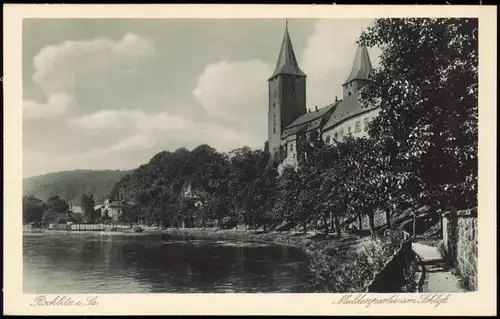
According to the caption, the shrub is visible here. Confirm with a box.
[309,230,408,292]
[132,225,144,233]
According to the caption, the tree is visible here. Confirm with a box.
[120,201,141,227]
[23,195,47,224]
[46,194,69,214]
[227,147,265,228]
[320,168,345,237]
[253,161,279,232]
[94,207,102,221]
[359,18,478,217]
[81,193,95,222]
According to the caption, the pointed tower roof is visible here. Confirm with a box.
[343,44,373,85]
[269,21,306,80]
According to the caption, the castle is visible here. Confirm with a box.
[268,23,379,170]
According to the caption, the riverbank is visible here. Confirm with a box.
[24,226,364,256]
[156,227,366,255]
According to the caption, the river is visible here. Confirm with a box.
[23,232,313,293]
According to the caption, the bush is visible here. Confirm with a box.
[132,225,144,233]
[309,231,407,292]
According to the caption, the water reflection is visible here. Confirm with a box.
[23,232,312,293]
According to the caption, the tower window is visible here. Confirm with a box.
[348,126,352,135]
[289,143,293,151]
[348,92,352,96]
[273,103,275,108]
[340,129,344,137]
[364,118,369,131]
[325,136,331,144]
[334,132,338,139]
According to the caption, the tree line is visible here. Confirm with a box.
[23,193,112,226]
[23,169,130,205]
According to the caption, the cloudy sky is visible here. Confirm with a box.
[22,18,380,177]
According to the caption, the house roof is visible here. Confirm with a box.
[281,102,338,138]
[323,93,377,131]
[108,202,122,207]
[343,45,373,85]
[268,23,306,80]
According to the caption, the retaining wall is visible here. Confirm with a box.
[442,207,478,289]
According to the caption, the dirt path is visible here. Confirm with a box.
[412,242,466,293]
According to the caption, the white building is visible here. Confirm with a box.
[102,193,124,221]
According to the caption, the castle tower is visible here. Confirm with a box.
[342,44,373,99]
[268,21,307,157]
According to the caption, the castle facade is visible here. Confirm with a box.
[268,23,379,170]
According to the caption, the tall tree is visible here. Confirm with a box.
[274,166,301,228]
[46,194,69,214]
[359,18,478,217]
[23,195,47,224]
[81,193,95,222]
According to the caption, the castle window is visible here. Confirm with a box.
[325,136,331,144]
[348,92,352,96]
[273,103,275,108]
[290,143,293,151]
[340,129,344,137]
[348,126,352,135]
[273,114,276,134]
[364,118,369,131]
[355,121,361,132]
[334,132,338,139]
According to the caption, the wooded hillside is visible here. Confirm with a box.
[23,169,131,205]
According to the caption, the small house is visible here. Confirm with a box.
[103,193,124,221]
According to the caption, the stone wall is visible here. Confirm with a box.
[442,207,478,290]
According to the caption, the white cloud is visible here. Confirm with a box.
[32,33,154,95]
[69,109,188,133]
[23,92,74,119]
[193,60,272,124]
[69,108,264,155]
[25,33,155,120]
[300,19,381,108]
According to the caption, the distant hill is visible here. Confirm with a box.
[23,169,132,205]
